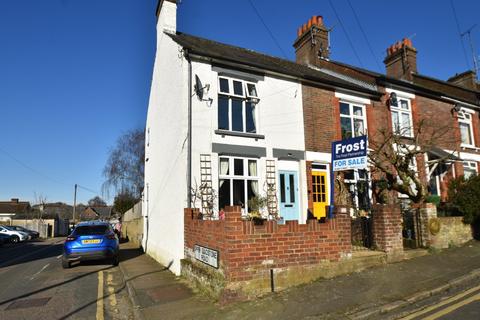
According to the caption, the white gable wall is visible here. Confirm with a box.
[143,0,187,275]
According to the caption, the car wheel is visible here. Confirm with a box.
[11,236,19,244]
[112,255,119,266]
[62,258,71,269]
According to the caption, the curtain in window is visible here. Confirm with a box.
[219,159,229,188]
[248,160,259,196]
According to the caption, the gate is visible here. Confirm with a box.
[351,215,373,249]
[402,208,421,249]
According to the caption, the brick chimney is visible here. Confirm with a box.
[11,198,19,204]
[447,70,479,90]
[384,38,417,81]
[293,15,330,65]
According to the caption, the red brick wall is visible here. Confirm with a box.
[302,85,337,153]
[371,204,403,254]
[184,206,351,283]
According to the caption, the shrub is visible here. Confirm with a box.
[448,175,480,224]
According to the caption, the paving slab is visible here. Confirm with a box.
[118,241,480,320]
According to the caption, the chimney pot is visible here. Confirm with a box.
[307,18,312,28]
[312,16,317,25]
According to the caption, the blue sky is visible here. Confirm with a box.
[0,0,479,205]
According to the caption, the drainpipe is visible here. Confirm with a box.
[185,49,192,208]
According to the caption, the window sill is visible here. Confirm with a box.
[461,145,480,152]
[215,129,265,140]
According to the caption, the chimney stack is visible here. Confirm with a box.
[293,15,330,65]
[447,70,479,90]
[11,198,19,204]
[384,38,417,81]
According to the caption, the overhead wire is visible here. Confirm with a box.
[247,0,288,59]
[0,145,104,199]
[328,0,364,67]
[450,0,471,70]
[346,0,382,72]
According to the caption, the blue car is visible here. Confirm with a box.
[62,221,119,268]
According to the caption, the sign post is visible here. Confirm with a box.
[330,136,368,218]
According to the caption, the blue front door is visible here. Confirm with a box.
[278,170,299,221]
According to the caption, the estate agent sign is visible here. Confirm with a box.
[332,136,368,171]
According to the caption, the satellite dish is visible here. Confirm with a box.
[194,75,204,100]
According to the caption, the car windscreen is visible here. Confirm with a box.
[74,225,109,236]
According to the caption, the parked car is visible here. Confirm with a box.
[62,221,119,269]
[0,233,13,246]
[0,226,29,243]
[9,226,40,239]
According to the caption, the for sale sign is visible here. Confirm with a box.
[332,136,368,171]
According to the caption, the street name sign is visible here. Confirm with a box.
[332,136,368,171]
[194,245,219,269]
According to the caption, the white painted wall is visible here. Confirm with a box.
[189,61,308,220]
[143,1,187,275]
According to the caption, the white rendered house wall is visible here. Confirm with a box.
[143,0,187,275]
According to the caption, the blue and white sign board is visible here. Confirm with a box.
[332,136,368,171]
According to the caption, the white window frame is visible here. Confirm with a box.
[339,101,367,139]
[390,97,414,138]
[218,156,259,214]
[343,168,371,213]
[217,77,259,134]
[463,161,477,178]
[458,108,475,148]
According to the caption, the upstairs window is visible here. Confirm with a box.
[391,98,413,137]
[458,109,475,147]
[339,102,366,139]
[218,77,258,134]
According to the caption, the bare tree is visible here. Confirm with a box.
[103,128,145,199]
[87,196,107,207]
[33,192,48,220]
[368,119,457,204]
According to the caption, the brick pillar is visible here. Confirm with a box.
[418,203,438,247]
[372,204,404,261]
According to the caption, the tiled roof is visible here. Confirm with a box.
[167,32,381,96]
[0,201,31,214]
[168,32,480,106]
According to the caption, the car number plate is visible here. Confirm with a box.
[82,239,101,244]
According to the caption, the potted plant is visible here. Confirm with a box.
[247,196,267,225]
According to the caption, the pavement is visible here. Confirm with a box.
[118,241,480,320]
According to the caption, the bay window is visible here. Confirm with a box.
[218,157,259,214]
[463,161,477,179]
[218,77,258,134]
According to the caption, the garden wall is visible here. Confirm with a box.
[430,217,473,249]
[182,206,352,301]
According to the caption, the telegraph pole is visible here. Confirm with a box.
[73,184,77,225]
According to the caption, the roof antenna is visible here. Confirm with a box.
[461,24,479,80]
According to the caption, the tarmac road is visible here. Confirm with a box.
[395,280,480,320]
[0,238,133,320]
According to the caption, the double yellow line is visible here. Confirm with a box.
[400,284,480,320]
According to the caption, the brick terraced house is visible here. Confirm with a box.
[145,1,480,296]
